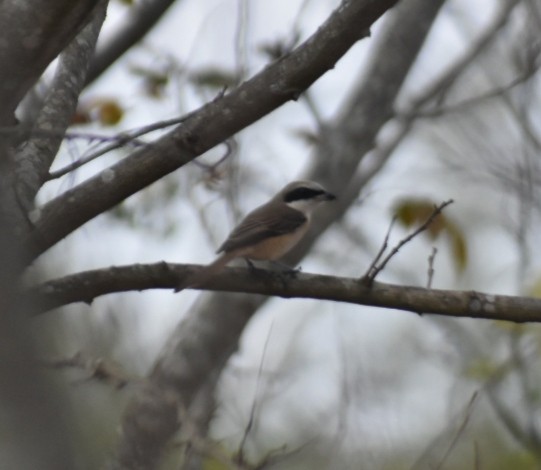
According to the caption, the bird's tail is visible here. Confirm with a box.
[175,252,236,292]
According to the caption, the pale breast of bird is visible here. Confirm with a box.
[240,223,310,260]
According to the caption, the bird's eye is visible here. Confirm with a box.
[284,187,325,202]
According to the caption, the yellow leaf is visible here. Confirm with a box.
[393,198,468,272]
[97,100,124,126]
[394,200,436,229]
[73,98,124,127]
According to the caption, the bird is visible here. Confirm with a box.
[176,180,336,291]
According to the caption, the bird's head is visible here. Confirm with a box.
[278,180,336,214]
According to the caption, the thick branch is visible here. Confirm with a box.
[0,0,99,125]
[86,0,180,85]
[28,0,399,260]
[14,0,107,210]
[29,263,541,323]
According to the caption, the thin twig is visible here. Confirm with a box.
[47,114,196,180]
[362,216,396,279]
[433,392,478,470]
[363,199,453,284]
[395,0,520,118]
[401,68,537,119]
[48,87,232,180]
[191,139,236,172]
[236,323,274,466]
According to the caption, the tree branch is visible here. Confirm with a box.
[27,0,399,260]
[14,0,107,210]
[0,0,100,125]
[86,0,180,85]
[28,263,541,323]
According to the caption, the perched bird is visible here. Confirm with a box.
[176,180,336,291]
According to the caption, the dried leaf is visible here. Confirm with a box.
[73,98,124,126]
[130,65,170,98]
[395,199,435,228]
[97,100,124,126]
[189,68,238,89]
[394,198,468,272]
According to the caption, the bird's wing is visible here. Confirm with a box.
[217,203,307,253]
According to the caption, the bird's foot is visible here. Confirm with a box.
[268,262,301,290]
[269,260,301,277]
[244,258,262,273]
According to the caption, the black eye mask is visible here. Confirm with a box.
[283,187,325,203]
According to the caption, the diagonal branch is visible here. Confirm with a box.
[14,0,107,210]
[86,0,181,86]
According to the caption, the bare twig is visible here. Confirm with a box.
[233,0,249,81]
[192,139,236,173]
[236,324,274,466]
[0,126,147,153]
[363,200,453,283]
[404,68,538,118]
[362,216,396,279]
[46,86,233,181]
[47,114,195,180]
[86,0,179,85]
[433,392,478,470]
[395,0,520,118]
[409,391,479,470]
